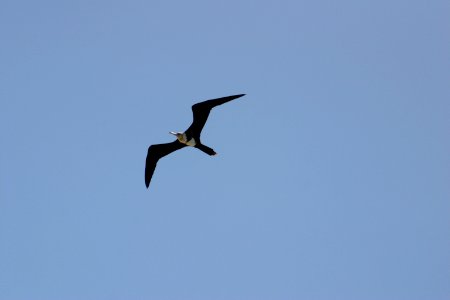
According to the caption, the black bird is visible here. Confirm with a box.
[145,94,245,188]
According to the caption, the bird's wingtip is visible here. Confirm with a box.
[230,93,246,100]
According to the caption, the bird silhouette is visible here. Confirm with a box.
[145,94,246,188]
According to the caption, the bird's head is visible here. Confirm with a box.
[169,131,182,137]
[169,131,185,142]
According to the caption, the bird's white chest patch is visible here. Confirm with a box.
[186,138,196,146]
[179,133,196,146]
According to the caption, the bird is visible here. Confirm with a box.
[145,94,246,188]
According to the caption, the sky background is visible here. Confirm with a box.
[1,0,449,299]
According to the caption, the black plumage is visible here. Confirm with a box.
[145,94,245,188]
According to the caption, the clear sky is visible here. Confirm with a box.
[1,0,449,299]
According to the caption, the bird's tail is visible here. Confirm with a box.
[195,143,217,156]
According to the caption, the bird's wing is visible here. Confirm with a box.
[185,94,245,137]
[145,140,186,188]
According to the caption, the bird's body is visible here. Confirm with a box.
[169,132,197,146]
[145,94,245,188]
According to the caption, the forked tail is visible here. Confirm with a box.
[195,143,217,156]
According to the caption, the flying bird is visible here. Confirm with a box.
[145,94,246,188]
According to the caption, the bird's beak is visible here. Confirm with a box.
[169,131,177,136]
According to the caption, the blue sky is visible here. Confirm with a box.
[1,0,449,299]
